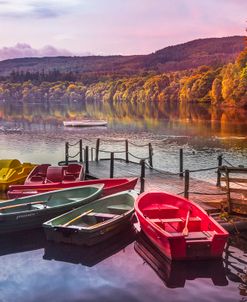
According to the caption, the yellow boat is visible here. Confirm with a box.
[0,159,37,191]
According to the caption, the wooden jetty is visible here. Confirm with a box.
[61,138,247,233]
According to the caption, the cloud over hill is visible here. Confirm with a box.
[0,43,73,60]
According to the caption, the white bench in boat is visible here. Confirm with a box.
[31,204,50,209]
[107,204,132,214]
[87,212,118,219]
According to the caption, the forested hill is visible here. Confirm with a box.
[0,36,245,77]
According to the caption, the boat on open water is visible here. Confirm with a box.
[7,177,138,199]
[135,191,229,260]
[63,120,107,127]
[43,190,138,246]
[0,184,103,234]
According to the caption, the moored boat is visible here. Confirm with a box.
[0,184,103,234]
[135,191,229,260]
[63,120,107,127]
[43,190,138,246]
[24,163,84,185]
[0,159,37,191]
[7,177,138,199]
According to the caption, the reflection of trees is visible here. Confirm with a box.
[0,101,246,135]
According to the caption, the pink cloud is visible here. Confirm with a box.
[0,43,73,60]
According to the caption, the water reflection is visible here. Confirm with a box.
[0,228,46,256]
[0,101,247,137]
[43,225,136,266]
[134,231,228,288]
[0,226,247,301]
[224,234,247,299]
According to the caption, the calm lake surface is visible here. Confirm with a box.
[0,100,247,302]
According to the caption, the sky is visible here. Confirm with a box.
[0,0,246,60]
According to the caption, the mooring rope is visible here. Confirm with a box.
[68,151,81,159]
[68,140,80,147]
[128,141,150,147]
[128,152,150,161]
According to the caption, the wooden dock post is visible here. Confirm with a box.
[140,159,146,193]
[179,148,183,177]
[79,139,83,163]
[91,147,94,161]
[216,154,223,187]
[184,170,190,199]
[85,146,89,174]
[110,152,114,178]
[225,167,232,214]
[148,143,153,168]
[65,142,69,165]
[95,138,100,162]
[125,140,129,163]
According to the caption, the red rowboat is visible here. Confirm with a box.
[24,163,84,185]
[135,191,228,261]
[7,178,138,199]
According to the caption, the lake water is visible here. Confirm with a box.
[0,101,246,180]
[0,227,246,302]
[0,100,247,302]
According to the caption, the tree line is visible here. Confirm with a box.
[0,46,246,108]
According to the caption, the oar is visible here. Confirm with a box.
[182,210,191,236]
[62,209,94,227]
[0,200,47,211]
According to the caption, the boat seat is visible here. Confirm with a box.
[150,218,183,223]
[88,212,117,219]
[63,175,76,182]
[143,204,179,218]
[30,175,44,182]
[31,204,50,210]
[185,231,209,240]
[182,216,202,222]
[67,197,82,202]
[107,204,132,214]
[36,164,51,176]
[46,167,64,183]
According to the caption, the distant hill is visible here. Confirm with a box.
[0,36,245,77]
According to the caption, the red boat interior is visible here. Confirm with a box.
[25,164,84,184]
[137,192,225,240]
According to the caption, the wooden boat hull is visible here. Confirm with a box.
[7,177,138,199]
[0,159,36,191]
[0,185,103,234]
[135,191,229,261]
[43,190,138,246]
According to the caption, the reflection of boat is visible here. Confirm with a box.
[43,225,136,266]
[43,190,137,246]
[8,177,138,199]
[0,185,103,234]
[135,191,229,260]
[63,120,107,127]
[0,228,46,256]
[24,163,84,185]
[0,159,37,191]
[134,231,228,288]
[0,126,23,134]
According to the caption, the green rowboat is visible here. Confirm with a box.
[0,185,103,233]
[43,190,138,246]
